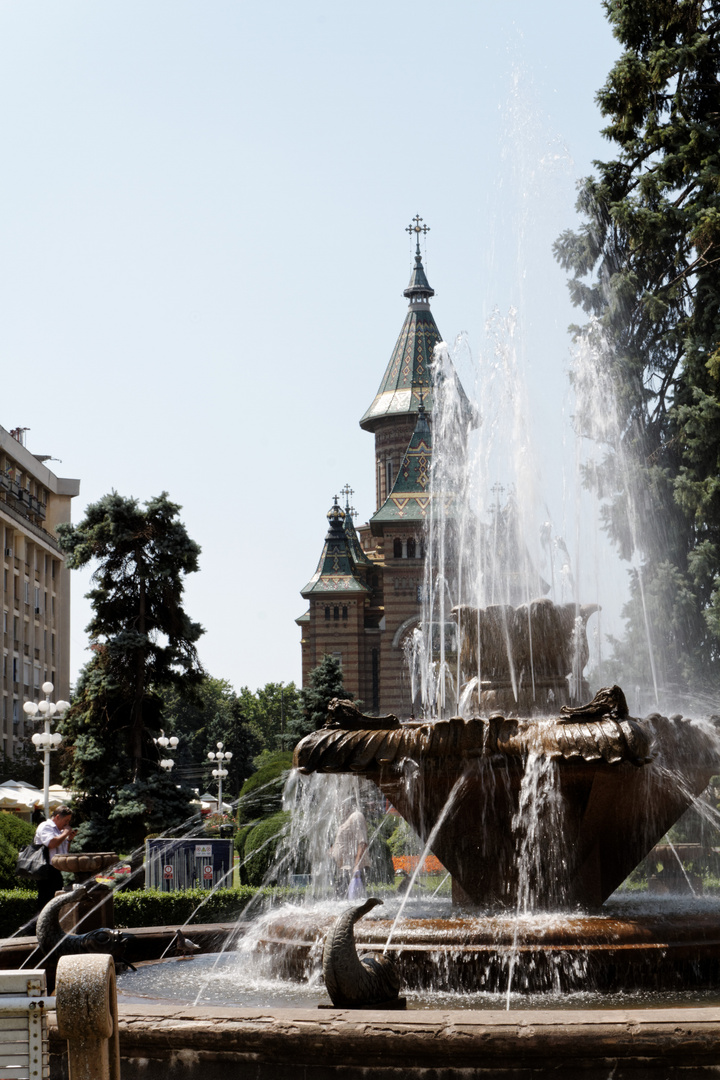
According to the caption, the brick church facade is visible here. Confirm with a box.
[297,226,471,718]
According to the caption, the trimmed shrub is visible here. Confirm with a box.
[0,813,36,851]
[235,822,256,885]
[0,884,309,936]
[113,886,257,927]
[0,814,38,891]
[243,811,289,887]
[0,889,39,935]
[237,752,292,824]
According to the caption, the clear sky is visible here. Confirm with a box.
[0,1,623,695]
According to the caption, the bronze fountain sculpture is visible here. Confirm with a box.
[285,598,720,993]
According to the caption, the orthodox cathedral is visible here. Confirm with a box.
[297,220,472,718]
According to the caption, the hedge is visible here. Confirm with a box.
[0,885,307,937]
[0,889,39,936]
[113,886,258,927]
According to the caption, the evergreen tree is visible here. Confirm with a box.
[290,655,349,742]
[57,492,204,850]
[554,0,720,697]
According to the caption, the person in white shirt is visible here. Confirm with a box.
[330,799,370,898]
[33,805,76,911]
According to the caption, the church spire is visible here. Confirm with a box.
[359,216,441,431]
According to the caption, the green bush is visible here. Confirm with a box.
[0,889,39,935]
[388,818,423,857]
[0,884,309,936]
[0,812,36,851]
[113,886,258,927]
[243,811,289,886]
[0,813,38,891]
[237,752,292,824]
[235,822,256,885]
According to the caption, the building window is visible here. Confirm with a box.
[407,538,416,559]
[333,606,339,621]
[393,538,402,559]
[385,460,394,494]
[342,606,348,620]
[324,606,330,620]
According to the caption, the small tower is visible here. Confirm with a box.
[298,498,370,704]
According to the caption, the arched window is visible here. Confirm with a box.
[393,538,402,559]
[324,606,330,620]
[333,606,340,621]
[407,538,416,559]
[342,606,348,620]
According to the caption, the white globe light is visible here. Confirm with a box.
[216,742,223,750]
[169,736,179,748]
[41,681,54,695]
[212,769,219,778]
[56,700,70,714]
[46,703,57,717]
[38,700,50,714]
[158,735,169,748]
[23,701,38,717]
[51,732,62,747]
[207,752,215,761]
[225,751,233,761]
[31,733,42,746]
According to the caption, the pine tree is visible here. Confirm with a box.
[57,492,204,850]
[291,655,349,741]
[554,0,720,698]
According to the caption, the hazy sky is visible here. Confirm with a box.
[0,2,623,694]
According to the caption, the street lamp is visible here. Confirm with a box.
[154,731,179,772]
[23,681,70,819]
[207,742,232,813]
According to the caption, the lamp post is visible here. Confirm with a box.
[154,731,179,772]
[23,681,69,819]
[207,742,232,814]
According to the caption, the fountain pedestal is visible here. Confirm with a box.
[51,853,118,932]
[294,702,720,909]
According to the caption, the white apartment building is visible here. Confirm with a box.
[0,426,80,758]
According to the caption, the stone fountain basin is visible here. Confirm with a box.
[51,852,118,875]
[256,903,720,994]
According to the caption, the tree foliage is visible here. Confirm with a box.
[236,682,302,752]
[554,0,720,697]
[291,655,349,741]
[165,676,261,799]
[57,492,204,850]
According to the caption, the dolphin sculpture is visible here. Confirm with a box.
[36,884,135,970]
[322,898,401,1007]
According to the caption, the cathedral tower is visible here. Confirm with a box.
[298,220,472,717]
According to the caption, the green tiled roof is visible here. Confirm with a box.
[344,502,373,568]
[301,501,370,597]
[360,252,473,431]
[371,406,433,530]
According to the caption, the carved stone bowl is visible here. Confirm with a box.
[51,852,118,883]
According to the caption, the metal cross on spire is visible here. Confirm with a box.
[406,215,430,255]
[341,483,354,509]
